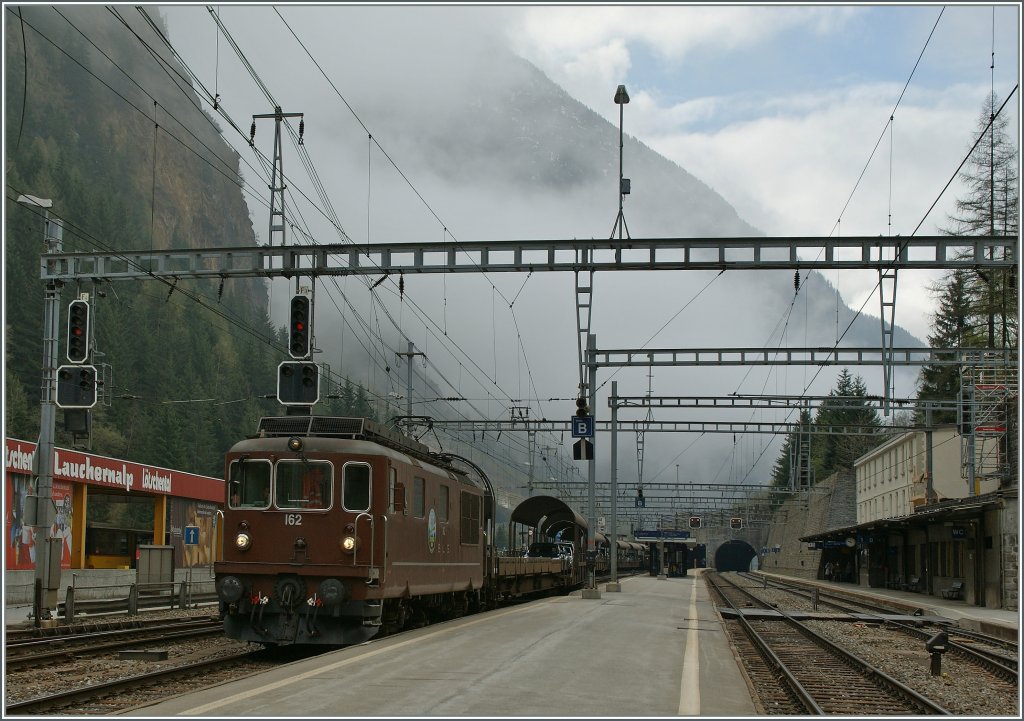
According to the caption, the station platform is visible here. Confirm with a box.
[756,571,1020,641]
[125,571,759,717]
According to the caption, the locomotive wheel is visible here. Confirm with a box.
[380,600,407,636]
[407,605,429,629]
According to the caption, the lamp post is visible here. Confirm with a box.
[611,84,630,241]
[607,381,620,591]
[17,194,62,624]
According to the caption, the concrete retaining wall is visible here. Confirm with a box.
[759,473,854,580]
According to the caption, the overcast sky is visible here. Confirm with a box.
[152,3,1020,497]
[157,3,1021,344]
[506,3,1020,335]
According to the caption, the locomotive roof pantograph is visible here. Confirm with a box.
[254,416,436,463]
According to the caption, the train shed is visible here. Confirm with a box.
[507,495,587,552]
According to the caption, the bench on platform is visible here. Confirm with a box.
[903,575,921,592]
[941,579,965,600]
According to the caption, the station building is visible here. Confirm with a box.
[801,425,1018,612]
[5,437,224,599]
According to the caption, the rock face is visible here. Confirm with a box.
[760,472,856,579]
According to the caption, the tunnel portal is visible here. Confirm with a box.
[714,539,757,572]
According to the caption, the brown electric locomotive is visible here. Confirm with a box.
[214,416,584,646]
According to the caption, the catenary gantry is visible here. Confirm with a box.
[39,235,1017,282]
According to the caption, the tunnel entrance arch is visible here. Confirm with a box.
[714,539,757,572]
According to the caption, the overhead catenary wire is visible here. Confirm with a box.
[3,7,564,482]
[199,6,549,434]
[133,7,552,450]
[729,8,1020,486]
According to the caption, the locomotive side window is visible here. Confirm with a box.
[413,477,425,517]
[343,463,371,511]
[438,485,449,522]
[228,459,272,509]
[276,461,333,510]
[388,468,406,514]
[460,491,480,544]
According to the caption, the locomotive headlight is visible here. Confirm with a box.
[287,436,303,452]
[235,532,252,551]
[340,535,358,553]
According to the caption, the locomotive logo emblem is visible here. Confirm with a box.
[427,508,437,553]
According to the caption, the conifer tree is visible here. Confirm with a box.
[811,369,882,479]
[943,93,1019,348]
[916,95,1019,425]
[770,371,882,489]
[915,269,974,424]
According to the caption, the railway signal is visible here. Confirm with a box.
[575,397,590,417]
[66,299,90,363]
[288,294,312,359]
[730,517,743,530]
[278,361,319,405]
[688,516,701,529]
[56,364,97,409]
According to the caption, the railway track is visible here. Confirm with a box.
[5,616,224,670]
[708,572,950,715]
[737,572,1019,684]
[5,649,264,715]
[5,613,212,643]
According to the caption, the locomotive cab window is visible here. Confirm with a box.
[343,463,371,511]
[228,459,272,509]
[276,461,333,510]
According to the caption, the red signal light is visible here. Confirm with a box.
[66,300,90,363]
[289,294,311,359]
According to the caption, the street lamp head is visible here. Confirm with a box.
[614,84,630,105]
[16,194,52,209]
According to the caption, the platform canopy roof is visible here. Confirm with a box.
[800,490,1013,543]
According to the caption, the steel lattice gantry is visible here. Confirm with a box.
[589,346,1016,368]
[38,235,1017,282]
[421,419,909,435]
[39,234,1017,568]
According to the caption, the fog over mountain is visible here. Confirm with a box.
[158,5,926,494]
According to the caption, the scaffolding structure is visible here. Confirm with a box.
[960,353,1018,490]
